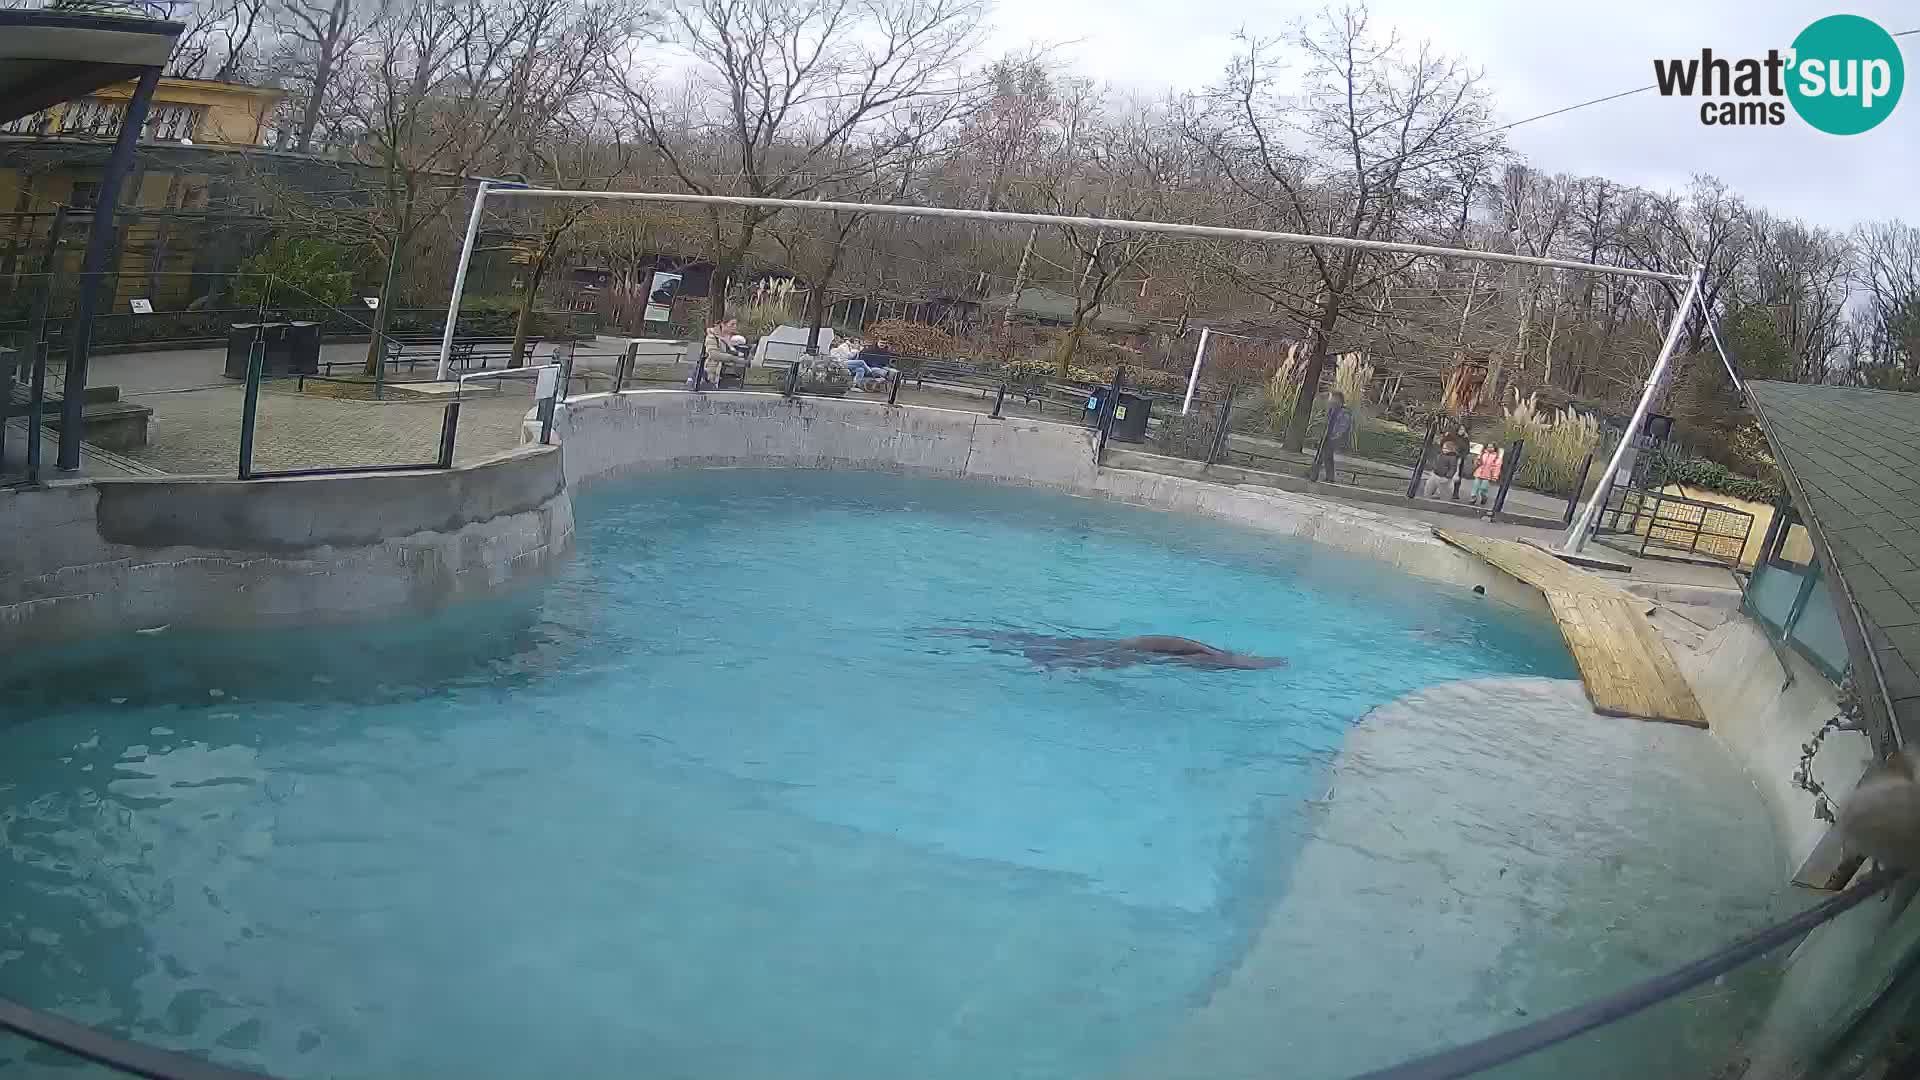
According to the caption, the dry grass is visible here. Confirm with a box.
[1494,391,1603,495]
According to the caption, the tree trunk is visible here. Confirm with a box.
[804,284,829,353]
[1053,311,1091,376]
[362,287,392,377]
[1284,297,1342,452]
[510,253,548,368]
[295,54,333,153]
[1482,274,1540,410]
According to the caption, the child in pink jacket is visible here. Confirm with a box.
[1470,443,1503,506]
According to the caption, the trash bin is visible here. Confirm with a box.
[1083,387,1152,443]
[223,323,263,379]
[285,321,321,374]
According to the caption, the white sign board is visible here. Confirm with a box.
[129,298,153,314]
[646,270,681,323]
[752,324,834,368]
[535,366,559,400]
[362,296,380,310]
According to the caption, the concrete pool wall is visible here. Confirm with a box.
[0,444,572,648]
[550,390,1548,613]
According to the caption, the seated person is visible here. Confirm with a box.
[844,337,898,384]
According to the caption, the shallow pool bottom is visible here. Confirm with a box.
[0,470,1783,1079]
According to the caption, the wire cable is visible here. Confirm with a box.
[1349,867,1904,1080]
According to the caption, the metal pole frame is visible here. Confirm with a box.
[237,336,264,479]
[1182,326,1210,416]
[1565,451,1596,527]
[59,67,162,471]
[437,180,491,381]
[1407,417,1438,500]
[1560,266,1705,554]
[476,189,1691,283]
[434,188,1691,409]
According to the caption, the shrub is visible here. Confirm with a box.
[1493,392,1603,496]
[867,318,963,361]
[1263,343,1309,434]
[1651,450,1779,501]
[1099,365,1185,394]
[1005,359,1101,387]
[233,236,353,314]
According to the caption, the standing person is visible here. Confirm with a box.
[1309,390,1354,483]
[1424,435,1461,500]
[1470,442,1504,506]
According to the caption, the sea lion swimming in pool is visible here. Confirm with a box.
[938,629,1286,671]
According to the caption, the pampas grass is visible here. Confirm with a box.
[1494,391,1603,495]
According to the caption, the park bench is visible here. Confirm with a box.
[318,334,545,376]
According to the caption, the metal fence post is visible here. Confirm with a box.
[991,382,1007,419]
[784,361,800,398]
[237,338,264,479]
[1407,417,1438,499]
[887,369,901,405]
[614,341,635,394]
[1566,451,1596,526]
[693,352,709,392]
[437,400,461,468]
[1095,365,1126,463]
[1488,438,1525,520]
[1205,394,1232,466]
[25,343,48,485]
[25,207,65,364]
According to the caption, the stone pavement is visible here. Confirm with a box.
[56,343,537,476]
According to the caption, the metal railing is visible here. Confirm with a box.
[1596,486,1755,566]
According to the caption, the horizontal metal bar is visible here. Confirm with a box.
[485,189,1692,284]
[244,462,445,479]
[0,997,279,1080]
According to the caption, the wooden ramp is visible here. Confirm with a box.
[1434,529,1706,728]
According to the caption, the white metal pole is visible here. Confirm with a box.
[1560,266,1705,555]
[483,189,1690,285]
[1182,327,1211,416]
[437,180,490,382]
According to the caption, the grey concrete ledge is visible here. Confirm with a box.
[547,390,1546,614]
[0,445,574,648]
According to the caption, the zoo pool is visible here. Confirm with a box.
[0,470,1788,1079]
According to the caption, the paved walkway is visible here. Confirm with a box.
[54,344,536,476]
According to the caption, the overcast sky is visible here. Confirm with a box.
[989,0,1916,232]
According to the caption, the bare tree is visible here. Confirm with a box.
[1189,5,1503,449]
[613,0,986,322]
[259,0,536,376]
[1853,219,1920,377]
[170,0,273,80]
[273,0,376,152]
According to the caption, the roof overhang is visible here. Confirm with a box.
[0,9,184,126]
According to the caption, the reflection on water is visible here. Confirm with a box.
[0,471,1781,1079]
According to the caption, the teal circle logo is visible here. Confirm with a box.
[1787,14,1904,135]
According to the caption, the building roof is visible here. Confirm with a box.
[1745,381,1920,748]
[988,286,1148,332]
[0,5,181,126]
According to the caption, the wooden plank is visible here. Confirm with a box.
[1434,528,1706,727]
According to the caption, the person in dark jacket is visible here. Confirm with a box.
[1308,391,1354,482]
[1423,434,1462,499]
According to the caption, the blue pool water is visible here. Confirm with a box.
[1,469,1721,1079]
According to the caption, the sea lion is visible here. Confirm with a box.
[938,629,1286,671]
